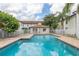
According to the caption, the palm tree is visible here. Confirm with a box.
[62,3,73,14]
[43,14,59,33]
[77,4,79,14]
[58,3,74,29]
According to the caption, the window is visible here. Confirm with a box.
[65,27,68,29]
[66,21,68,24]
[43,28,46,32]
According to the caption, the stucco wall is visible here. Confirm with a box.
[17,22,24,34]
[64,15,76,36]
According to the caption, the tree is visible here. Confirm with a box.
[43,14,59,32]
[58,3,74,29]
[0,22,5,29]
[0,11,20,33]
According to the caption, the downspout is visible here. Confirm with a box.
[75,14,77,38]
[76,13,79,38]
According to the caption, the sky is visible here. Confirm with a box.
[0,3,66,21]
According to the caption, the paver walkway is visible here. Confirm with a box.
[0,34,33,48]
[53,34,79,49]
[0,33,79,49]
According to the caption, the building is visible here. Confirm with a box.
[61,10,79,39]
[63,11,77,37]
[20,21,43,28]
[62,4,79,38]
[29,23,49,34]
[76,13,79,38]
[19,21,49,34]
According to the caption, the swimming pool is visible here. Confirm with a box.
[0,35,79,56]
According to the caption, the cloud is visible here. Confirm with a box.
[50,3,65,14]
[0,3,44,20]
[0,3,68,21]
[26,3,43,15]
[0,3,9,10]
[50,3,78,16]
[35,16,41,20]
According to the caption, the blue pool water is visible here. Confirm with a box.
[0,35,79,56]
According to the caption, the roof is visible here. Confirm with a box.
[30,25,49,28]
[19,21,43,24]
